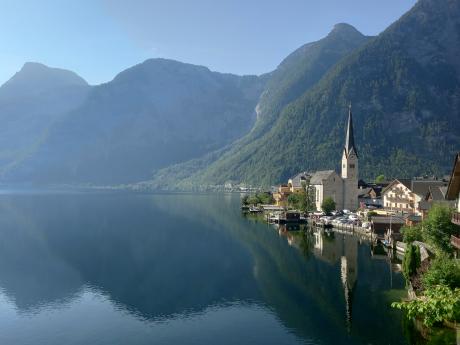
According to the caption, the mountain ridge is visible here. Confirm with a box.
[0,58,266,184]
[148,0,460,189]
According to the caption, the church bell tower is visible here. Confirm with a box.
[341,105,359,210]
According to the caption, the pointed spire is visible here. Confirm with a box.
[345,104,358,157]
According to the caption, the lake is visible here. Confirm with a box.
[0,192,453,344]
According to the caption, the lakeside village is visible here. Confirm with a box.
[241,106,460,332]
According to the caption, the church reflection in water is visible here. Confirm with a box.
[281,224,400,331]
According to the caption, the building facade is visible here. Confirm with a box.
[382,178,448,216]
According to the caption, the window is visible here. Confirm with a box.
[343,164,346,168]
[349,164,355,169]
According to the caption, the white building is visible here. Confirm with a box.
[382,178,448,216]
[309,106,359,211]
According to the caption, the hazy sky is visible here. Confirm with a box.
[0,0,417,85]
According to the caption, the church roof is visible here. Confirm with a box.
[310,170,336,185]
[344,105,358,158]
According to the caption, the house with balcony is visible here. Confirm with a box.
[445,152,460,252]
[382,178,448,216]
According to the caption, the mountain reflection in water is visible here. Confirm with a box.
[0,192,434,345]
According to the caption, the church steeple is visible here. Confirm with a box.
[341,104,359,211]
[344,104,358,158]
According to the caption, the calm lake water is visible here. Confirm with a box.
[0,192,454,344]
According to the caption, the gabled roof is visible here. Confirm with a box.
[382,178,447,197]
[358,187,372,198]
[310,170,336,185]
[427,185,447,201]
[382,179,411,194]
[411,180,447,196]
[288,171,310,188]
[446,152,460,200]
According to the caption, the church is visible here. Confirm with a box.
[273,106,359,211]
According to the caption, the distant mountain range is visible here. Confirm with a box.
[1,0,459,188]
[0,59,265,184]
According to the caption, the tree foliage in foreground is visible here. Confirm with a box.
[392,285,460,327]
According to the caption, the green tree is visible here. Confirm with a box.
[256,192,274,204]
[287,193,301,209]
[375,174,385,183]
[402,244,421,281]
[422,204,459,253]
[401,224,423,243]
[246,195,260,205]
[321,197,336,215]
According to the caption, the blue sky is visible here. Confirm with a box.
[0,0,416,85]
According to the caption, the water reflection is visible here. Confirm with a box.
[0,193,449,344]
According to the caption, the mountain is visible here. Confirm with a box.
[0,62,91,173]
[155,0,460,189]
[252,23,371,138]
[1,59,266,184]
[148,23,372,189]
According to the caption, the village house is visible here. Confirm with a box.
[381,177,448,216]
[445,152,460,253]
[357,180,389,208]
[418,184,453,218]
[274,106,359,211]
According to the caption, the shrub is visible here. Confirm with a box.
[422,204,459,253]
[321,197,336,215]
[423,254,460,290]
[367,211,378,218]
[392,285,460,327]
